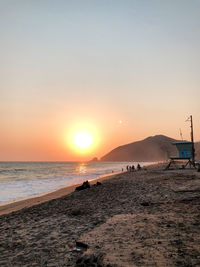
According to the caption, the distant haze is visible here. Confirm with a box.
[0,1,200,161]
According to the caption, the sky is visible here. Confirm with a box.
[0,0,200,161]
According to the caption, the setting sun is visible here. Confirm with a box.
[65,122,100,157]
[73,131,93,150]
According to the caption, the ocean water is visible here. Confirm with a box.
[0,161,150,204]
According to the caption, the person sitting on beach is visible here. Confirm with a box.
[75,180,90,191]
[132,165,135,171]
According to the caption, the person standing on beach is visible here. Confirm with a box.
[137,163,141,170]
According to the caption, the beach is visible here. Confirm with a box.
[0,165,200,266]
[0,172,118,216]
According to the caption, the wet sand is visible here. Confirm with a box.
[0,164,200,266]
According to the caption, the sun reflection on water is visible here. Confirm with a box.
[77,163,87,174]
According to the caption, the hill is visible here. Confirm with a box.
[101,135,200,162]
[101,135,179,162]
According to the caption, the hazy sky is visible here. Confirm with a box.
[1,0,200,161]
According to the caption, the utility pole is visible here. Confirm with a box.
[190,115,195,165]
[179,128,183,140]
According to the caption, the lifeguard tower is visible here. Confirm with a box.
[165,115,196,170]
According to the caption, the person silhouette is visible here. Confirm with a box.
[137,164,141,171]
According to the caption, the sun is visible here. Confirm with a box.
[65,122,100,156]
[73,131,93,150]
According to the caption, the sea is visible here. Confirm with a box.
[0,161,151,204]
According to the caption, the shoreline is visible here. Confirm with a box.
[0,171,121,216]
[0,162,158,216]
[0,162,163,216]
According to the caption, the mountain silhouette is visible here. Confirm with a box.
[101,135,179,162]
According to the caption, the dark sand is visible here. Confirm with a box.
[0,165,200,266]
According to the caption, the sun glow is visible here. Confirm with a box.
[73,131,93,149]
[66,122,100,156]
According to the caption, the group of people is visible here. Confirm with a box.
[125,163,141,172]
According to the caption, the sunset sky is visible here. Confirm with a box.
[1,0,200,161]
